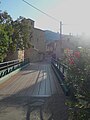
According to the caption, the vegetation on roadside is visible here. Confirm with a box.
[64,48,90,120]
[0,11,32,62]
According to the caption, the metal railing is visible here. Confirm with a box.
[51,58,69,95]
[0,58,29,78]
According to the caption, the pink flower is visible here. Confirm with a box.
[74,51,80,58]
[69,58,74,64]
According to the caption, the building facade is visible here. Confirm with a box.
[33,28,46,52]
[24,20,46,62]
[46,34,78,59]
[55,35,78,59]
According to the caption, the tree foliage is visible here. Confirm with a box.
[11,16,32,51]
[0,11,13,62]
[0,11,32,62]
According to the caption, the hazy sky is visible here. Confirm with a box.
[0,0,90,36]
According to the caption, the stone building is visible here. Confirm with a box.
[33,28,46,53]
[24,20,46,62]
[33,28,46,59]
[46,34,78,59]
[46,41,56,55]
[25,28,46,62]
[55,35,78,59]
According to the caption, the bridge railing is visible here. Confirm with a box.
[0,58,29,78]
[51,58,69,95]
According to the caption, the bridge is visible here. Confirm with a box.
[0,59,68,120]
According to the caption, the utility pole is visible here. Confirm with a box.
[59,21,63,59]
[60,21,62,41]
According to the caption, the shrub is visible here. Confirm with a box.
[65,48,90,120]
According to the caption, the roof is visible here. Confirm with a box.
[34,28,45,32]
[27,18,35,22]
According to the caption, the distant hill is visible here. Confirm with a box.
[45,30,60,41]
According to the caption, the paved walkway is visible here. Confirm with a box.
[0,62,68,120]
[0,63,62,97]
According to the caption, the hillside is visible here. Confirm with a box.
[45,30,60,41]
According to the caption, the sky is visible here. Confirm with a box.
[0,0,90,36]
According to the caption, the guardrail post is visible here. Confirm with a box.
[6,62,8,75]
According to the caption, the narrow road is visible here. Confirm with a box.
[0,62,68,120]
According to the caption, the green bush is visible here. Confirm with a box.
[65,48,90,120]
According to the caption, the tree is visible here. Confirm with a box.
[0,11,32,62]
[0,11,13,62]
[11,16,32,51]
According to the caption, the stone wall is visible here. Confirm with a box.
[5,50,24,62]
[5,51,18,61]
[18,50,24,61]
[33,28,46,53]
[24,48,40,62]
[25,28,46,62]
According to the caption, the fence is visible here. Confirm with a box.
[0,58,29,78]
[51,58,69,95]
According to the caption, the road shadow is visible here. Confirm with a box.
[0,94,68,120]
[25,93,68,120]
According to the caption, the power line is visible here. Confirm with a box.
[22,0,60,22]
[22,0,71,37]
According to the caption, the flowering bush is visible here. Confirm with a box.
[64,48,90,120]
